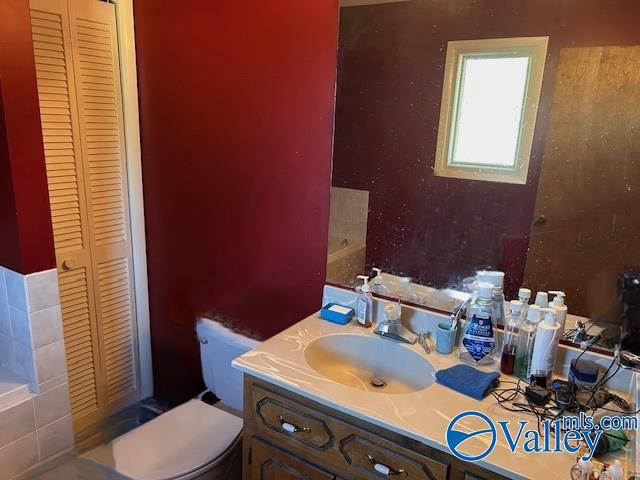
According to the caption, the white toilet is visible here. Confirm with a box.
[83,318,259,480]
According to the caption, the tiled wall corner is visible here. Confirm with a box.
[0,268,11,369]
[1,267,66,393]
[0,266,74,479]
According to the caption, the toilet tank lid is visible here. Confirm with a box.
[111,399,242,480]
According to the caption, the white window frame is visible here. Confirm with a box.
[434,36,548,185]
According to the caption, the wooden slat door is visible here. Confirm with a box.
[30,0,140,434]
[67,0,140,413]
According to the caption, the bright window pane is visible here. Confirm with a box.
[450,56,530,168]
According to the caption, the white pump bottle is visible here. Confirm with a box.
[549,291,568,331]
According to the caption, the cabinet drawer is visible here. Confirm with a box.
[340,434,449,480]
[247,380,450,480]
[251,436,335,480]
[251,385,334,451]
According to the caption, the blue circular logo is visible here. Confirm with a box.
[446,411,497,462]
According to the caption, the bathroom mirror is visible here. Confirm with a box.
[327,0,640,353]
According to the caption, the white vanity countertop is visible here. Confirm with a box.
[233,313,600,480]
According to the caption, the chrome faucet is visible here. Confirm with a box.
[449,297,471,330]
[374,322,418,344]
[374,300,418,344]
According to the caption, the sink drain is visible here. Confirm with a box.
[370,377,387,388]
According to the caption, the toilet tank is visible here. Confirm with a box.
[197,317,260,413]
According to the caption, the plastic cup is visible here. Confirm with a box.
[436,322,457,354]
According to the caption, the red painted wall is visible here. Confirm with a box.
[134,0,338,400]
[333,0,640,298]
[0,0,55,275]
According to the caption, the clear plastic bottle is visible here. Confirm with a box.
[518,288,531,325]
[459,282,496,366]
[514,304,541,380]
[500,300,522,374]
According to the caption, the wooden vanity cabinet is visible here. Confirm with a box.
[242,375,508,480]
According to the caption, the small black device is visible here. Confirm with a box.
[530,373,548,388]
[551,379,575,407]
[525,384,551,406]
[620,269,640,355]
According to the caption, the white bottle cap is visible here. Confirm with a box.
[518,288,531,300]
[542,308,556,326]
[527,304,541,322]
[477,282,494,300]
[549,291,566,306]
[535,291,549,307]
[357,275,370,293]
[476,270,505,287]
[510,300,523,314]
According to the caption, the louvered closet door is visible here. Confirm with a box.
[30,0,104,434]
[67,0,140,414]
[30,0,140,434]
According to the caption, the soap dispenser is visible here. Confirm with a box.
[371,268,389,295]
[355,275,373,328]
[549,291,568,331]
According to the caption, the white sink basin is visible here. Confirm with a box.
[304,333,434,394]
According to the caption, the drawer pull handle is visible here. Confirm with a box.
[367,455,407,476]
[278,416,310,434]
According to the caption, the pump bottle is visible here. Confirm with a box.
[371,268,389,295]
[549,291,568,331]
[355,275,373,327]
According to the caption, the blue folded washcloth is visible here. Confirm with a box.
[435,364,500,400]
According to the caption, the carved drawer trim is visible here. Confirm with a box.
[255,395,335,451]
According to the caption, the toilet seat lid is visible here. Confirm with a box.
[111,399,243,480]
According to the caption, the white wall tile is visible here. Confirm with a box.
[26,269,59,313]
[0,433,38,480]
[37,415,73,461]
[30,306,63,349]
[34,340,66,385]
[4,268,27,312]
[0,302,9,338]
[0,398,35,448]
[38,373,68,393]
[9,306,32,348]
[0,334,12,368]
[34,383,71,428]
[11,341,36,387]
[0,268,7,305]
